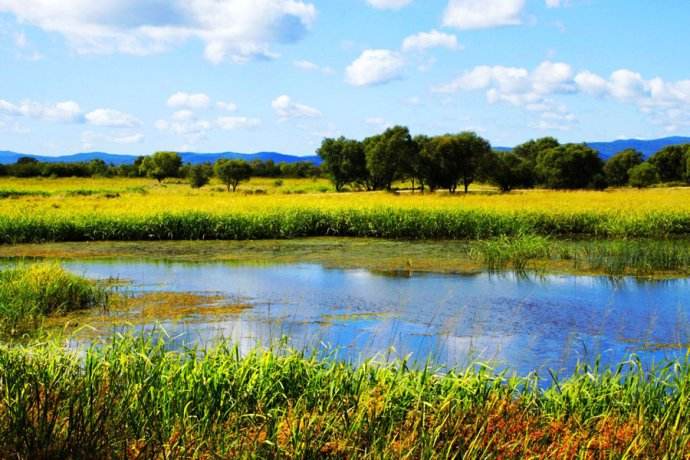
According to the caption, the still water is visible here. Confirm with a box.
[62,260,690,376]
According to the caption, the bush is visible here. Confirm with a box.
[629,163,659,188]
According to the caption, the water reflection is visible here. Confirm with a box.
[62,260,690,375]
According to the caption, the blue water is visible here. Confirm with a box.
[62,260,690,376]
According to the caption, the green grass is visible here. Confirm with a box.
[5,208,690,245]
[0,263,108,336]
[1,334,689,458]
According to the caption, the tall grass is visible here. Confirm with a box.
[472,236,690,277]
[1,335,689,458]
[4,180,690,242]
[0,263,107,336]
[4,208,690,244]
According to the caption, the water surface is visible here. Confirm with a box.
[54,259,690,375]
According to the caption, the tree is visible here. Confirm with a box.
[535,144,604,189]
[317,137,367,191]
[188,163,213,188]
[214,159,252,192]
[422,132,491,193]
[603,149,643,186]
[484,152,533,193]
[139,151,182,183]
[649,145,688,182]
[513,137,560,162]
[628,162,659,188]
[364,126,415,191]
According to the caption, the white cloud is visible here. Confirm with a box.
[443,0,525,30]
[435,61,577,130]
[0,99,83,123]
[81,130,144,148]
[293,59,335,75]
[401,30,460,52]
[0,0,317,63]
[575,69,690,131]
[217,116,260,129]
[271,95,321,119]
[345,49,404,87]
[167,92,210,109]
[437,60,690,132]
[216,100,238,112]
[85,108,141,127]
[574,71,608,96]
[366,0,413,10]
[156,110,212,144]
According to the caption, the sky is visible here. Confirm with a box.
[0,0,689,156]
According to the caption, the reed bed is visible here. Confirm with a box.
[0,264,107,336]
[1,334,689,459]
[4,179,690,242]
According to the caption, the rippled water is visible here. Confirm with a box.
[60,260,690,375]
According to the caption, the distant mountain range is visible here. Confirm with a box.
[0,150,322,166]
[496,136,690,159]
[1,136,689,165]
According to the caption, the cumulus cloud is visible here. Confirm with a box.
[443,0,525,30]
[434,61,578,129]
[346,49,405,86]
[574,69,690,131]
[85,108,141,127]
[401,30,460,52]
[167,92,210,109]
[436,60,690,132]
[271,95,321,119]
[0,99,83,123]
[366,0,413,10]
[0,0,316,63]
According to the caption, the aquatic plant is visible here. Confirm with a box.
[1,335,689,458]
[0,263,107,336]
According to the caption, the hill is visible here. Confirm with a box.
[1,136,689,165]
[0,151,321,166]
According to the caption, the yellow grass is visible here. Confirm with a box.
[2,177,689,218]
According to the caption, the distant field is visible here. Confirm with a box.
[3,177,690,242]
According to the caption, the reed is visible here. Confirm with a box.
[0,334,689,458]
[0,263,107,336]
[3,179,690,242]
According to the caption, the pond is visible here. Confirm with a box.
[53,258,690,376]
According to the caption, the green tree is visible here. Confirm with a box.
[513,137,560,162]
[603,149,643,186]
[535,144,604,189]
[649,145,689,182]
[423,132,491,193]
[317,137,367,191]
[628,162,659,188]
[364,126,415,191]
[484,152,533,193]
[139,151,182,183]
[214,159,252,192]
[188,163,213,188]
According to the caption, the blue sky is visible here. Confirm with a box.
[0,0,689,156]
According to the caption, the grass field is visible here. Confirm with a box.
[2,334,690,459]
[3,177,690,242]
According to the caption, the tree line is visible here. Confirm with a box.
[3,130,690,193]
[0,155,320,189]
[318,127,690,192]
